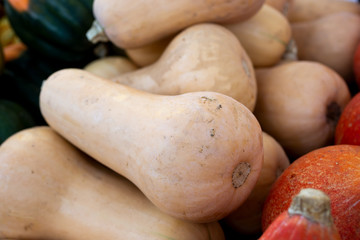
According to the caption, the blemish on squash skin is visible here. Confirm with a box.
[232,162,251,188]
[200,96,223,112]
[200,96,217,103]
[199,145,209,153]
[84,98,99,105]
[210,129,215,137]
[24,223,33,231]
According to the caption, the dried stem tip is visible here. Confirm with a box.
[288,188,333,227]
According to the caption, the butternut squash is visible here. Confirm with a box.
[112,23,257,112]
[0,126,225,239]
[39,68,264,223]
[88,0,266,49]
[224,4,292,67]
[287,0,360,23]
[84,56,138,79]
[112,23,257,111]
[291,12,360,82]
[223,132,290,235]
[125,7,292,68]
[254,61,351,159]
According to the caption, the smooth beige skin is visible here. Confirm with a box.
[93,0,265,49]
[125,7,292,68]
[287,0,360,22]
[254,61,351,159]
[223,132,290,235]
[224,4,292,67]
[0,127,225,240]
[291,12,360,82]
[265,0,293,16]
[40,69,264,223]
[112,23,257,112]
[84,56,138,79]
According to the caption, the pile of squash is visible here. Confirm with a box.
[0,0,360,239]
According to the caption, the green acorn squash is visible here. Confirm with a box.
[0,99,36,144]
[1,49,90,125]
[4,0,96,62]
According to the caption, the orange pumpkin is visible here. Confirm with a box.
[262,144,360,240]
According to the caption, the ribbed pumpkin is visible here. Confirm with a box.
[4,0,96,62]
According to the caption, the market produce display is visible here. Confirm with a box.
[0,0,360,239]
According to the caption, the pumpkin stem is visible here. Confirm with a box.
[288,188,333,227]
[86,20,109,44]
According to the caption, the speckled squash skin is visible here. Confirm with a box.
[262,145,360,240]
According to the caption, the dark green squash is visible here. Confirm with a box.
[1,48,91,125]
[0,99,36,144]
[4,0,97,62]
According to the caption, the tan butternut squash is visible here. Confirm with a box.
[88,0,266,49]
[254,61,351,159]
[265,0,294,16]
[84,56,138,79]
[39,68,264,223]
[288,0,360,23]
[125,7,292,68]
[0,126,225,239]
[224,4,292,67]
[112,23,257,111]
[291,12,360,82]
[223,132,290,235]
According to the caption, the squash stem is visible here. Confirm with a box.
[281,38,298,61]
[288,188,333,227]
[86,20,109,44]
